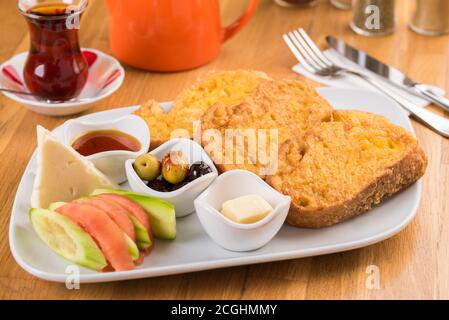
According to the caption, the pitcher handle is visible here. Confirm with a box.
[222,0,259,42]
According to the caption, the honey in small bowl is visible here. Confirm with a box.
[72,130,141,157]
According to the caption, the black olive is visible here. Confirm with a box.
[147,179,172,192]
[172,180,190,191]
[187,162,212,181]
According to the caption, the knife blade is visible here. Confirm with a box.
[326,35,449,112]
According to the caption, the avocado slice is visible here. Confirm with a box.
[92,189,176,240]
[30,208,107,271]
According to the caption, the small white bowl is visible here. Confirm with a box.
[0,48,125,116]
[194,170,291,252]
[63,115,150,184]
[125,138,218,218]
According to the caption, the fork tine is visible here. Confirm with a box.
[298,28,334,67]
[287,32,322,72]
[282,33,317,74]
[292,30,328,69]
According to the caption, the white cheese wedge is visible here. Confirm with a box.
[31,126,118,208]
[221,194,273,224]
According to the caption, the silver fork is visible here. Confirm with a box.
[283,28,449,138]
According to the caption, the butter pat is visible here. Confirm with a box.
[221,194,273,224]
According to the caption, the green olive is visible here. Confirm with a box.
[162,151,189,184]
[133,153,161,181]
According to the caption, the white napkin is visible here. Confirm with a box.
[292,48,446,111]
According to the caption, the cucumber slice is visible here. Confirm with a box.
[92,189,176,240]
[128,215,152,250]
[48,202,67,211]
[123,233,139,260]
[49,201,141,260]
[30,208,107,271]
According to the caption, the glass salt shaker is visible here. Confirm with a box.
[330,0,351,10]
[350,0,396,36]
[274,0,318,8]
[409,0,449,36]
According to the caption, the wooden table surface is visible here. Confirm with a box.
[1,0,448,300]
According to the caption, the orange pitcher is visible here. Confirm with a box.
[105,0,259,72]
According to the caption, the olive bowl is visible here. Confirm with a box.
[125,138,218,217]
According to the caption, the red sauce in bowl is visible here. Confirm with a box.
[72,130,141,156]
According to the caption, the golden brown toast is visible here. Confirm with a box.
[134,70,269,149]
[134,69,427,228]
[201,79,333,177]
[266,110,427,228]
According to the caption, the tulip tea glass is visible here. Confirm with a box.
[18,0,89,101]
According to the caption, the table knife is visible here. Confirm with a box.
[326,35,449,112]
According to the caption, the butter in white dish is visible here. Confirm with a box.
[221,194,273,224]
[194,170,291,252]
[31,126,117,208]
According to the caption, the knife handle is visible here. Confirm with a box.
[413,84,449,113]
[345,70,449,138]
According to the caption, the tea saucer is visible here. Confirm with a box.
[0,48,125,116]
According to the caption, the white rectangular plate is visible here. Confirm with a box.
[9,88,422,283]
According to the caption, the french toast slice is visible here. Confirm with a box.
[134,70,269,149]
[266,110,428,228]
[201,79,333,177]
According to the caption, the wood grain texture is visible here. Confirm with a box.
[0,0,448,299]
